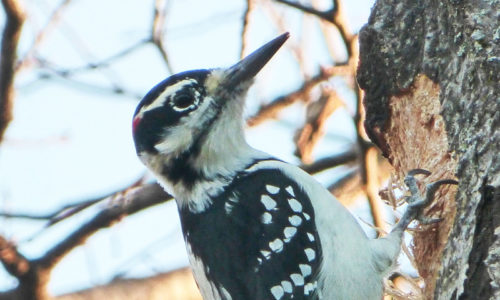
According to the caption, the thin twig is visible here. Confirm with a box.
[365,146,390,233]
[36,183,171,269]
[0,235,30,278]
[152,0,174,74]
[275,0,385,236]
[16,0,73,72]
[275,0,334,21]
[300,150,358,174]
[246,64,348,127]
[38,39,149,76]
[261,0,307,76]
[275,0,353,56]
[29,71,144,99]
[53,268,201,300]
[0,0,25,143]
[0,197,106,223]
[240,0,255,59]
[328,168,365,206]
[294,88,344,163]
[1,182,171,298]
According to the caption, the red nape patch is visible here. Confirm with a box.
[132,116,141,133]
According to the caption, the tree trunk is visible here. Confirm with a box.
[357,0,499,299]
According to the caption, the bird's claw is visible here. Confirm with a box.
[406,168,432,177]
[395,169,458,231]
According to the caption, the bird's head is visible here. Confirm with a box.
[132,33,289,199]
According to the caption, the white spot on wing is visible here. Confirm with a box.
[304,248,316,262]
[288,215,302,226]
[284,227,297,239]
[288,198,303,213]
[261,212,273,224]
[270,285,284,299]
[285,186,295,197]
[261,250,271,259]
[304,282,315,295]
[224,202,233,214]
[303,212,311,221]
[266,185,280,194]
[307,232,315,242]
[246,160,368,300]
[224,195,239,215]
[269,238,284,253]
[299,264,312,277]
[290,273,305,286]
[261,195,277,210]
[281,280,293,293]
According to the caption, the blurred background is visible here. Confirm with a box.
[0,0,421,299]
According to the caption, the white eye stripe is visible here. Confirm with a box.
[136,79,197,118]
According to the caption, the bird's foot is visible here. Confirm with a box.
[395,169,458,231]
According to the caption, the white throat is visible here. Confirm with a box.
[144,101,269,213]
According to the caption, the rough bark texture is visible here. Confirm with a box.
[357,0,499,299]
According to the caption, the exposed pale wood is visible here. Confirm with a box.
[357,0,500,298]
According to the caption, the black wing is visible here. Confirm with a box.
[180,166,323,299]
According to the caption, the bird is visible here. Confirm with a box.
[132,33,457,299]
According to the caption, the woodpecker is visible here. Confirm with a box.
[132,33,457,299]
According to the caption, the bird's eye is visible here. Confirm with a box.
[172,93,196,111]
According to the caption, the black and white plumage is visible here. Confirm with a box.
[181,163,322,299]
[132,33,454,299]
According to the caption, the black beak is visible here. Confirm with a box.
[223,32,289,88]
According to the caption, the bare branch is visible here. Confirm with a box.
[26,71,144,99]
[276,0,335,21]
[54,268,201,300]
[0,212,53,221]
[300,150,358,174]
[1,195,109,224]
[42,177,148,228]
[275,0,354,56]
[152,0,173,74]
[246,65,349,127]
[261,1,308,76]
[0,235,45,300]
[38,39,148,76]
[240,0,255,59]
[36,183,171,269]
[294,88,344,163]
[364,146,390,233]
[0,182,172,299]
[0,235,30,279]
[16,0,73,72]
[328,168,364,206]
[0,0,25,143]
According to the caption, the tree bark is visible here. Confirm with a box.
[357,0,499,299]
